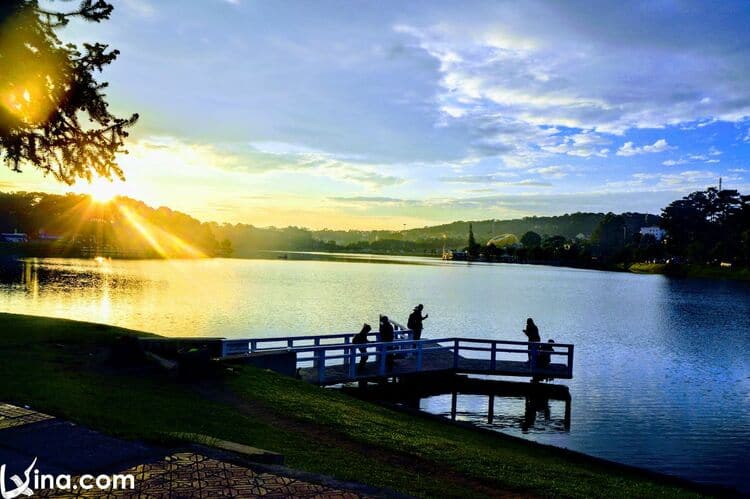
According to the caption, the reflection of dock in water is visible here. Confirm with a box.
[344,375,571,432]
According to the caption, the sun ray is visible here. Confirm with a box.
[117,204,206,258]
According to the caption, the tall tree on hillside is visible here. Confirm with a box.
[592,213,626,260]
[467,223,480,259]
[0,0,137,184]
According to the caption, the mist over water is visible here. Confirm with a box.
[1,255,749,491]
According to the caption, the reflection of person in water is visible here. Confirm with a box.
[521,395,551,432]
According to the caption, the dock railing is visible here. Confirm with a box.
[221,327,414,358]
[221,333,573,385]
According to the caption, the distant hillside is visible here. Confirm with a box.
[314,212,660,246]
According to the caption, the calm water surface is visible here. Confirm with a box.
[1,255,749,491]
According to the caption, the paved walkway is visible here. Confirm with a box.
[0,403,377,498]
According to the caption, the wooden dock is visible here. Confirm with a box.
[220,331,574,386]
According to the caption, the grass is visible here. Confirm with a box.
[0,312,709,498]
[628,262,750,280]
[628,262,668,274]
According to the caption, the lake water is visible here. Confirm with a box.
[1,255,749,492]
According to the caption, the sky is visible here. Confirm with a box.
[2,0,750,229]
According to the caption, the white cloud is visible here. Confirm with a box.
[121,0,155,17]
[616,139,672,157]
[542,132,610,158]
[662,158,687,166]
[605,170,733,192]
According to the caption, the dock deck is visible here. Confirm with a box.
[297,347,570,385]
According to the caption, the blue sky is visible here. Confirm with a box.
[4,0,750,229]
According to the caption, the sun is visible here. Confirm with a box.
[76,177,123,203]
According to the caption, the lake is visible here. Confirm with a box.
[1,255,749,492]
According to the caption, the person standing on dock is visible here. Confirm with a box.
[523,318,541,365]
[379,315,395,369]
[352,323,371,364]
[407,304,429,340]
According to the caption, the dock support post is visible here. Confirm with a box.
[451,391,457,421]
[348,345,356,379]
[490,342,497,371]
[567,345,574,377]
[316,350,326,384]
[453,339,459,369]
[250,340,257,353]
[416,341,423,371]
[488,394,495,424]
[312,338,321,368]
[378,343,386,375]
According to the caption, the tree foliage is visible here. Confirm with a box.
[592,212,626,260]
[520,230,541,248]
[466,223,480,258]
[0,0,137,184]
[661,188,750,263]
[0,191,220,257]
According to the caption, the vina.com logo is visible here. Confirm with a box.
[1,458,134,498]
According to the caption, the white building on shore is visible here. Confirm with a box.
[639,226,666,241]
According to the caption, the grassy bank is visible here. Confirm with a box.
[0,313,710,498]
[628,262,750,280]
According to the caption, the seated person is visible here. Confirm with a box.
[537,339,555,368]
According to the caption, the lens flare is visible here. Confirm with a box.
[0,8,70,128]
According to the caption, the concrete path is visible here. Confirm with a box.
[0,403,380,498]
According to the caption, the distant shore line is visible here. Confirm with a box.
[3,246,750,281]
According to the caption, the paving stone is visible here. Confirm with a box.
[1,404,377,498]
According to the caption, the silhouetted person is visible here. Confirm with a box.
[352,323,371,364]
[538,339,555,368]
[407,304,429,340]
[379,315,395,369]
[523,318,540,365]
[533,339,555,383]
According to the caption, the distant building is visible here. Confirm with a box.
[442,250,468,261]
[38,229,61,241]
[640,226,666,241]
[1,231,28,243]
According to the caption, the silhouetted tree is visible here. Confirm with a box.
[467,223,480,258]
[520,230,542,248]
[541,235,567,258]
[592,213,626,260]
[0,1,137,184]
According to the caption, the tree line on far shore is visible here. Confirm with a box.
[469,187,750,269]
[1,187,749,269]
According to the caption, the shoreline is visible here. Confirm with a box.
[5,251,750,284]
[0,312,733,497]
